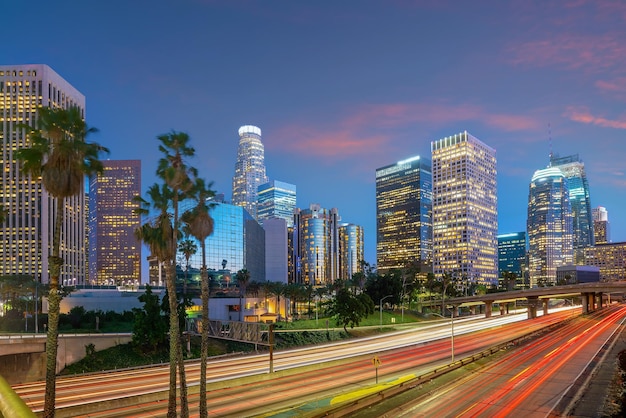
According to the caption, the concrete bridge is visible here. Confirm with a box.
[447,282,626,319]
[0,333,131,384]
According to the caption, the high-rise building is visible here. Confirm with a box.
[88,160,141,285]
[154,199,266,287]
[257,180,296,227]
[232,125,268,220]
[584,242,626,281]
[527,167,574,286]
[264,218,289,284]
[290,204,340,285]
[375,155,432,273]
[497,232,527,282]
[592,206,610,244]
[339,223,364,281]
[431,132,498,285]
[0,64,87,284]
[549,154,594,263]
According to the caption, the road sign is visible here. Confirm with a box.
[371,355,382,367]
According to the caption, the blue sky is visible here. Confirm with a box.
[4,1,626,269]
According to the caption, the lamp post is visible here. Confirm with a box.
[379,295,393,329]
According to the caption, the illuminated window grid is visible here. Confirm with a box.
[431,132,498,285]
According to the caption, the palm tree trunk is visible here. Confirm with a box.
[165,261,179,418]
[199,241,208,418]
[171,195,188,418]
[43,198,64,418]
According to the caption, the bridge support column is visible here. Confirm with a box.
[500,304,506,316]
[470,306,476,315]
[527,296,539,319]
[582,293,593,313]
[453,305,460,317]
[485,301,493,318]
[543,298,549,316]
[597,292,604,308]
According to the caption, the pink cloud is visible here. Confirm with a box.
[564,106,626,129]
[268,102,544,164]
[268,125,389,159]
[508,33,626,73]
[595,78,626,98]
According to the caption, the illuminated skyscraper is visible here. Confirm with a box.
[431,132,498,285]
[232,125,268,220]
[290,204,340,285]
[592,206,610,244]
[257,180,296,227]
[339,223,364,281]
[88,160,141,285]
[527,167,574,286]
[0,64,87,284]
[497,232,527,281]
[375,155,432,273]
[549,154,594,263]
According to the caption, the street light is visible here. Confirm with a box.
[379,295,393,329]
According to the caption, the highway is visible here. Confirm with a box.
[367,304,626,418]
[13,307,581,416]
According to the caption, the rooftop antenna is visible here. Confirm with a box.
[548,123,553,164]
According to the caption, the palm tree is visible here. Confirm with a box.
[178,239,197,295]
[154,131,196,418]
[16,106,108,418]
[235,269,251,322]
[180,177,214,418]
[134,184,178,416]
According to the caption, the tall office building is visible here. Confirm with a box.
[232,125,268,220]
[0,64,87,284]
[375,155,432,273]
[592,206,610,244]
[549,154,594,263]
[88,160,141,285]
[431,132,498,285]
[339,223,364,281]
[159,199,266,286]
[527,167,574,286]
[497,232,527,281]
[290,204,340,285]
[584,242,626,281]
[257,180,296,227]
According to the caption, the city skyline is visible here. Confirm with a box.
[3,1,626,270]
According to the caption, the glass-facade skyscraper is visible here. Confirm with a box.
[232,125,268,220]
[339,223,364,281]
[549,154,593,263]
[161,200,266,286]
[592,206,610,244]
[257,180,296,227]
[431,132,498,285]
[527,167,574,286]
[88,160,141,285]
[0,64,87,284]
[375,155,432,273]
[497,232,527,280]
[290,204,340,285]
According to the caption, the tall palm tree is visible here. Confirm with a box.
[16,106,108,418]
[154,131,197,418]
[181,177,214,418]
[178,239,197,295]
[134,184,178,416]
[235,269,251,322]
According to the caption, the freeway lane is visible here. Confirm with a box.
[11,308,581,417]
[381,304,626,418]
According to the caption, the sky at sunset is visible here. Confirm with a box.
[4,1,626,272]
